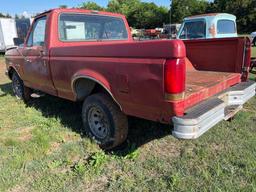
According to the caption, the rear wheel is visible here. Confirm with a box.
[82,93,128,149]
[12,72,31,102]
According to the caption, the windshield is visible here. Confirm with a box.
[59,13,128,41]
[179,20,206,39]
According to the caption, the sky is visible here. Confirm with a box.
[0,0,170,17]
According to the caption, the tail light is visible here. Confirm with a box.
[164,58,186,94]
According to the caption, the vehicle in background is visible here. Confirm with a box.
[0,18,32,52]
[162,24,181,39]
[15,18,31,41]
[143,29,162,39]
[177,13,237,40]
[0,18,17,52]
[5,8,255,149]
[143,26,181,39]
[132,24,181,40]
[130,28,144,39]
[251,31,256,46]
[133,28,169,40]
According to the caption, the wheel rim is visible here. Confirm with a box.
[88,106,110,139]
[12,76,23,98]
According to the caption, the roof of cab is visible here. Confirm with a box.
[35,8,126,18]
[184,13,236,20]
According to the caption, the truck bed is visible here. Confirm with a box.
[181,37,250,111]
[183,58,241,110]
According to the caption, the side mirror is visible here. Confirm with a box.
[13,38,24,46]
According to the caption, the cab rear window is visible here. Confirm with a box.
[217,20,236,34]
[59,13,128,41]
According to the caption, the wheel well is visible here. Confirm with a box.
[7,67,15,79]
[73,77,121,109]
[73,78,96,101]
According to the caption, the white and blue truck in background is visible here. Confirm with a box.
[177,13,237,40]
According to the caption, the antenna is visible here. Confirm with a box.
[170,0,172,25]
[169,0,173,39]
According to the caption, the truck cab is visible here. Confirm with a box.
[177,13,237,40]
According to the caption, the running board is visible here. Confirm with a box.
[172,81,256,139]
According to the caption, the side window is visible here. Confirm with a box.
[179,20,206,39]
[217,20,236,34]
[27,17,46,47]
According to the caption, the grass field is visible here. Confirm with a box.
[0,56,255,192]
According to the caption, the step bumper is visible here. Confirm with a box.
[172,81,256,139]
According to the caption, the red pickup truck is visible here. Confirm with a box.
[5,9,256,149]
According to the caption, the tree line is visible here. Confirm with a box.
[78,0,169,29]
[0,0,254,33]
[0,13,11,18]
[79,0,255,33]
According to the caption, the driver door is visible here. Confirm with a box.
[22,16,56,95]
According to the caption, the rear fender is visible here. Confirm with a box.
[71,69,122,109]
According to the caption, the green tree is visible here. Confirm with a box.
[107,0,168,28]
[132,2,169,28]
[171,0,209,23]
[80,1,105,11]
[59,5,68,8]
[209,0,256,33]
[78,0,169,28]
[0,13,12,18]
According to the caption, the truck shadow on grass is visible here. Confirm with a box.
[0,83,171,156]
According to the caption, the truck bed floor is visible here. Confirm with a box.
[184,70,241,109]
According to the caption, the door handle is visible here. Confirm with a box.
[39,50,45,57]
[25,57,32,63]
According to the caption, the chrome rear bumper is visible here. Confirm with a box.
[172,81,256,139]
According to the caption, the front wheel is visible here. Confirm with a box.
[12,72,31,102]
[82,93,128,149]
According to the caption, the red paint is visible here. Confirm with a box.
[183,38,247,74]
[242,37,252,81]
[5,9,250,124]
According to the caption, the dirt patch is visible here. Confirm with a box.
[82,176,109,192]
[139,139,181,161]
[210,143,225,154]
[46,142,61,155]
[62,133,81,142]
[9,184,27,192]
[0,126,34,143]
[0,58,8,83]
[17,127,34,142]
